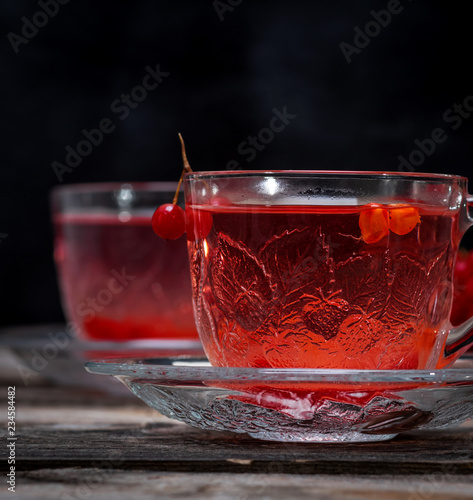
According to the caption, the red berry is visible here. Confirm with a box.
[467,250,473,273]
[451,249,473,326]
[185,207,213,241]
[455,258,469,285]
[152,203,186,240]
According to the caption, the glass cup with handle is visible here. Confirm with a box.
[184,170,473,369]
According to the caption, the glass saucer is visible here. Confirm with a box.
[0,324,204,393]
[85,355,473,443]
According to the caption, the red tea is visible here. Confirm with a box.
[54,213,198,341]
[189,204,457,369]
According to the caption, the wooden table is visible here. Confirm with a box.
[1,339,473,500]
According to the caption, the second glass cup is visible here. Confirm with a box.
[51,182,198,342]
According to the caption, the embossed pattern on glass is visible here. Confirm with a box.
[190,206,454,369]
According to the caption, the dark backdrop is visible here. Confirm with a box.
[1,0,472,327]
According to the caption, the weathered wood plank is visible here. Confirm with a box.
[12,470,473,500]
[4,419,473,476]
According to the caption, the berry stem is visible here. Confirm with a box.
[172,173,184,205]
[172,133,193,205]
[179,133,193,174]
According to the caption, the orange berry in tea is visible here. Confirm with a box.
[358,204,389,243]
[388,205,421,236]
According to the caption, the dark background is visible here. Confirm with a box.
[1,0,472,327]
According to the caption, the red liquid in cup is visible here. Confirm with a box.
[189,204,457,369]
[54,213,198,341]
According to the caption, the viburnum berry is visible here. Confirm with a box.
[451,248,473,326]
[359,204,389,244]
[185,207,213,241]
[388,204,421,235]
[359,203,421,243]
[152,203,186,240]
[152,133,213,241]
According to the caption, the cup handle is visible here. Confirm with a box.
[468,195,473,224]
[443,317,473,365]
[442,193,473,366]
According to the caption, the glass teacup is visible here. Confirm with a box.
[51,182,198,342]
[184,171,473,369]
